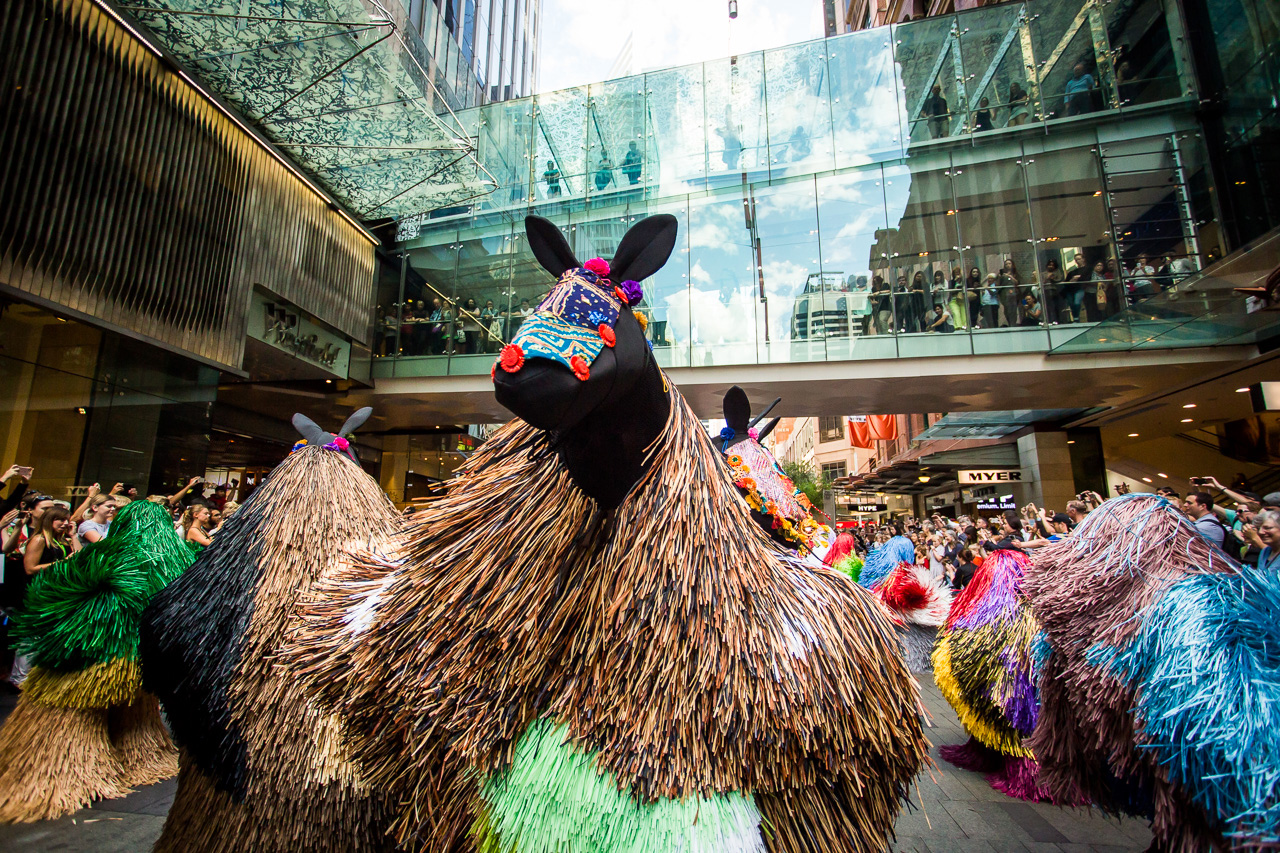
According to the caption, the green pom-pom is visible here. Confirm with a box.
[12,500,193,672]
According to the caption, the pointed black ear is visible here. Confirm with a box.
[525,215,579,279]
[756,417,780,442]
[610,214,678,284]
[292,413,333,447]
[749,397,781,428]
[338,406,373,437]
[722,385,750,433]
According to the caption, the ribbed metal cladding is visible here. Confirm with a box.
[0,0,376,370]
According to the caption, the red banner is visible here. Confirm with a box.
[867,414,898,441]
[848,417,873,449]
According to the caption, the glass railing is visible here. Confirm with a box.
[396,0,1198,238]
[1050,226,1280,353]
[370,0,1214,377]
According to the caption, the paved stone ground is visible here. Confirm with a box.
[0,682,1153,852]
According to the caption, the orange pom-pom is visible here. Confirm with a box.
[633,310,649,332]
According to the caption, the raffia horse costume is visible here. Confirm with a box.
[1025,494,1280,850]
[286,215,928,853]
[0,499,189,821]
[141,409,399,851]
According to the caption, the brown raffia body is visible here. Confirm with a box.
[287,387,929,852]
[0,693,133,822]
[148,446,401,852]
[1024,495,1229,852]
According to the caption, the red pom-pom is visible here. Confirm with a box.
[570,355,590,381]
[584,258,610,277]
[490,362,497,382]
[499,344,524,373]
[598,324,615,347]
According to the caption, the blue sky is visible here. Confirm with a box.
[537,0,824,93]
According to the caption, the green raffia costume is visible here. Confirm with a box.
[0,499,193,822]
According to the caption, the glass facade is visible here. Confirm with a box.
[378,0,1213,377]
[1191,0,1280,244]
[406,0,540,107]
[0,304,220,501]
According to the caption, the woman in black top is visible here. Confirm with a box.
[951,547,979,590]
[910,271,929,333]
[973,97,994,132]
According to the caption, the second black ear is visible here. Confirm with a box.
[611,214,679,284]
[722,385,750,433]
[525,216,579,279]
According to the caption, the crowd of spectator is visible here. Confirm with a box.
[0,466,246,691]
[378,296,534,358]
[859,251,1196,336]
[842,475,1280,589]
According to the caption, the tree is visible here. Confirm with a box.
[781,460,832,508]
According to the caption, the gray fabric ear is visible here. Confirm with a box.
[338,407,373,437]
[292,413,334,446]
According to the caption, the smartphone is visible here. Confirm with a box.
[1189,477,1208,486]
[14,467,33,480]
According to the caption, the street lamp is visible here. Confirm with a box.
[729,0,738,19]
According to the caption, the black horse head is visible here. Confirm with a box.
[719,386,827,552]
[493,215,677,432]
[491,214,678,510]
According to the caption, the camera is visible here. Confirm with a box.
[1190,477,1208,486]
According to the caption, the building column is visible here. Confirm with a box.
[1016,430,1078,512]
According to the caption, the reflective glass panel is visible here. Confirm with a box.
[894,14,963,145]
[704,53,768,179]
[534,87,588,201]
[644,63,709,194]
[764,40,836,178]
[815,168,894,358]
[687,192,761,366]
[958,2,1038,134]
[827,28,907,167]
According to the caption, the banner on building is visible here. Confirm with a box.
[867,414,898,441]
[847,416,873,449]
[849,415,896,447]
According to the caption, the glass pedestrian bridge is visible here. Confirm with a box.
[341,0,1243,377]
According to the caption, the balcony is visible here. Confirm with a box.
[371,0,1216,379]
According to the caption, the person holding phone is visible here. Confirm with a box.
[0,464,31,519]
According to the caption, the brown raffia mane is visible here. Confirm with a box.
[289,386,927,853]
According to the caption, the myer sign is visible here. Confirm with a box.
[958,469,1025,485]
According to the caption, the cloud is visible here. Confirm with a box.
[538,0,824,93]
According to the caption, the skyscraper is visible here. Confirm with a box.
[406,0,541,107]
